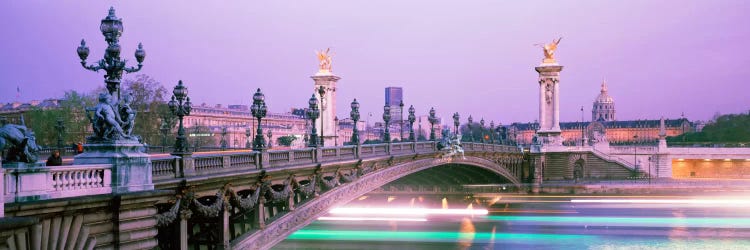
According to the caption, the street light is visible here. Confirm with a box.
[267,129,273,149]
[383,105,391,143]
[633,134,639,178]
[399,100,404,141]
[581,106,585,146]
[54,118,66,152]
[317,86,326,147]
[168,80,192,155]
[428,108,437,141]
[467,115,474,142]
[307,94,320,148]
[220,126,228,150]
[334,116,338,146]
[159,119,170,152]
[480,118,486,143]
[408,105,416,142]
[251,88,268,151]
[350,99,360,145]
[77,7,145,101]
[245,128,252,149]
[490,121,495,144]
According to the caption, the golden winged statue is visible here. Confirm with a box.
[315,48,333,74]
[535,37,562,63]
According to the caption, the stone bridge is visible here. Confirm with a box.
[1,142,524,250]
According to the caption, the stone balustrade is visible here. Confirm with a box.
[150,142,520,181]
[4,164,112,203]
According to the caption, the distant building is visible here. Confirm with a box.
[385,87,404,122]
[509,82,692,145]
[592,81,616,121]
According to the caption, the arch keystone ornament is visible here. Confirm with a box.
[231,156,520,249]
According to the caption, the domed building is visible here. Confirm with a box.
[592,81,615,122]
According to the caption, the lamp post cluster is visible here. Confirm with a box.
[220,127,228,150]
[399,100,404,141]
[350,99,360,145]
[306,95,320,148]
[428,108,437,141]
[159,119,170,152]
[467,115,474,142]
[168,81,192,155]
[480,118,486,143]
[77,7,145,102]
[408,105,416,142]
[251,89,268,151]
[245,128,252,149]
[383,105,392,143]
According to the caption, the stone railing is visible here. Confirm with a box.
[150,142,522,181]
[609,145,659,155]
[4,164,112,203]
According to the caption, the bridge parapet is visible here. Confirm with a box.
[4,164,113,203]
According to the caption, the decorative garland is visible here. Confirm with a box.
[155,198,181,227]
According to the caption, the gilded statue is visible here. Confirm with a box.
[315,48,333,74]
[535,37,562,63]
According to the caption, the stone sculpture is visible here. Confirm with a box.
[315,48,333,73]
[536,37,562,62]
[0,123,42,163]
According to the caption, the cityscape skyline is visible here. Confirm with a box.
[1,1,749,124]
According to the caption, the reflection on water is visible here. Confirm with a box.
[276,193,750,249]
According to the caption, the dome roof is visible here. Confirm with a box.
[594,81,614,104]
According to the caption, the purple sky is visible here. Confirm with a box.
[1,1,749,124]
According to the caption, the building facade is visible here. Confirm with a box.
[592,81,616,122]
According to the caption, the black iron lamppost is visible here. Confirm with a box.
[633,134,639,178]
[480,118,486,143]
[77,7,145,101]
[54,118,66,151]
[467,115,474,142]
[408,105,416,142]
[399,100,404,141]
[251,88,267,151]
[307,94,320,148]
[452,112,460,137]
[581,106,585,146]
[350,99,360,145]
[220,126,228,150]
[317,86,326,147]
[334,116,339,146]
[428,107,437,141]
[245,128,252,149]
[490,121,495,144]
[168,80,192,155]
[159,120,170,152]
[267,129,273,149]
[383,105,392,143]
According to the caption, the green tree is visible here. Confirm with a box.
[122,74,169,146]
[668,112,750,144]
[24,90,97,148]
[276,135,297,147]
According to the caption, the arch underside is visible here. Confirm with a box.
[232,156,521,249]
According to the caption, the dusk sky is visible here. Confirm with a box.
[1,1,749,125]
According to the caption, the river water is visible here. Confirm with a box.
[276,193,750,249]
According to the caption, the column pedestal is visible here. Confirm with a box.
[73,141,153,193]
[535,63,564,148]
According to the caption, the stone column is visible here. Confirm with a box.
[311,73,341,147]
[73,142,154,193]
[535,64,564,146]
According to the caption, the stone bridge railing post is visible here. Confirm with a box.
[386,142,392,155]
[355,145,361,158]
[222,155,231,169]
[314,147,322,163]
[260,150,270,168]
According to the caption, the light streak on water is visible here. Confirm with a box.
[486,215,750,228]
[286,230,594,242]
[571,198,750,206]
[329,207,488,216]
[318,216,427,222]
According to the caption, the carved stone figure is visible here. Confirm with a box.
[120,92,136,137]
[545,83,553,104]
[315,48,333,73]
[0,123,42,163]
[88,92,126,141]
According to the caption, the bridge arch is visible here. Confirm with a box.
[232,155,521,249]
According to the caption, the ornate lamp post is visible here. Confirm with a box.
[490,121,495,144]
[467,115,474,142]
[408,105,416,142]
[452,112,460,137]
[317,86,326,147]
[480,118,486,143]
[633,134,639,177]
[220,126,228,150]
[383,105,392,143]
[245,128,252,149]
[251,89,268,151]
[428,107,437,141]
[307,94,320,148]
[159,120,170,152]
[399,100,404,141]
[350,99,360,145]
[77,7,145,102]
[54,118,66,151]
[168,80,192,155]
[267,129,273,149]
